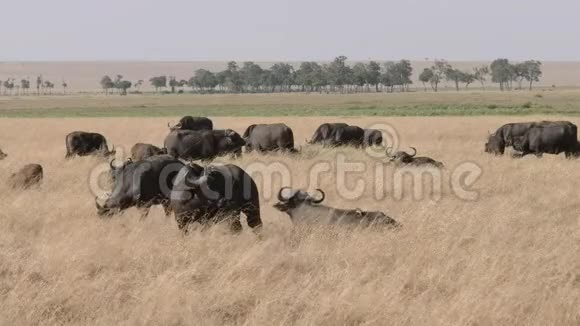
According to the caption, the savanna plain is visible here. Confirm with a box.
[1,113,580,325]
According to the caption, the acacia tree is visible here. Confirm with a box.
[352,63,368,92]
[521,60,542,90]
[473,65,489,90]
[3,79,14,95]
[430,60,451,92]
[325,56,352,92]
[295,62,325,92]
[20,79,30,95]
[149,76,167,92]
[36,76,43,95]
[190,69,217,92]
[419,68,434,91]
[43,80,54,95]
[269,63,295,92]
[134,80,144,92]
[366,61,381,92]
[62,79,68,95]
[240,62,264,92]
[490,58,513,91]
[100,75,114,95]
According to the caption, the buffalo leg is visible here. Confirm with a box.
[161,200,173,217]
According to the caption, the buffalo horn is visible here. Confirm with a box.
[310,189,325,204]
[277,187,293,202]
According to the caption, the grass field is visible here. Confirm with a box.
[2,88,580,117]
[1,116,580,325]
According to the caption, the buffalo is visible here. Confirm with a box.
[512,122,579,158]
[306,123,349,146]
[9,164,43,189]
[485,121,569,155]
[95,155,184,217]
[130,143,167,161]
[307,123,365,147]
[0,148,6,160]
[386,147,444,168]
[65,131,115,158]
[164,129,245,161]
[273,188,399,227]
[168,116,213,131]
[363,129,383,147]
[243,123,299,153]
[170,163,262,232]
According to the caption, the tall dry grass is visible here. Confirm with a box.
[1,117,580,325]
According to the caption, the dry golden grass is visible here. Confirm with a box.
[1,116,580,325]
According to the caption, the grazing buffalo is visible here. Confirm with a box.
[363,129,383,147]
[170,163,262,232]
[307,123,349,146]
[9,164,43,189]
[0,148,6,160]
[95,155,184,217]
[65,131,115,158]
[164,129,245,161]
[130,143,167,161]
[334,125,365,147]
[273,188,399,227]
[512,122,579,158]
[243,123,298,153]
[386,147,444,168]
[168,116,213,131]
[485,121,568,155]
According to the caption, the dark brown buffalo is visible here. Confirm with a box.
[512,122,580,158]
[306,123,349,146]
[273,188,399,227]
[96,155,183,217]
[170,163,262,232]
[65,131,115,158]
[363,129,383,147]
[164,129,245,161]
[9,164,43,189]
[243,123,298,153]
[485,121,569,155]
[168,116,213,131]
[386,147,444,168]
[130,143,167,160]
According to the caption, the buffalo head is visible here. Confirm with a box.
[386,146,416,163]
[485,134,505,155]
[273,187,325,213]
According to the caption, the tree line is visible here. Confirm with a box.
[99,57,540,95]
[0,76,67,96]
[419,59,542,92]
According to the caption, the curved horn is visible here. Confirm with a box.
[167,122,172,129]
[385,146,394,157]
[310,189,325,204]
[277,187,292,202]
[408,147,417,157]
[109,159,117,170]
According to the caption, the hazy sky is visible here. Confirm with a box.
[1,0,579,61]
